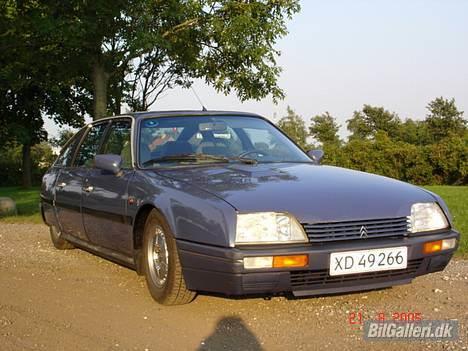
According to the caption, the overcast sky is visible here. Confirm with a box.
[45,0,468,139]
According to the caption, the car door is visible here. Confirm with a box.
[81,118,134,255]
[55,122,109,240]
[45,129,84,229]
[53,129,87,239]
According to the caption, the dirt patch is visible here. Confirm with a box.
[0,223,466,350]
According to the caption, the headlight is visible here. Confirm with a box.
[409,203,449,233]
[235,212,308,245]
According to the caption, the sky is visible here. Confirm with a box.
[45,0,468,139]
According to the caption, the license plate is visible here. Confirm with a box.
[329,246,407,276]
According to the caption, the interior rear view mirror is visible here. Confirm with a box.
[199,122,227,132]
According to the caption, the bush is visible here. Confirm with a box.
[321,132,467,185]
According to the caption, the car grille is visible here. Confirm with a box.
[302,217,410,243]
[290,258,423,290]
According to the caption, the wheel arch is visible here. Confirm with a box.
[132,203,175,275]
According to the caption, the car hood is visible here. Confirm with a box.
[155,163,435,223]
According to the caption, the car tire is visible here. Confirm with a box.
[142,210,196,305]
[49,225,75,250]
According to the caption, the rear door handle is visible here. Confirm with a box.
[83,185,94,193]
[57,182,66,189]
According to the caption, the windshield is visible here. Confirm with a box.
[138,115,311,167]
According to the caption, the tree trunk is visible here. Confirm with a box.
[22,143,32,188]
[114,79,122,115]
[92,60,109,120]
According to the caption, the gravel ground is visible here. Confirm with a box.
[0,223,466,351]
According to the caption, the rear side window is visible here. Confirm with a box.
[54,130,84,167]
[75,123,108,167]
[101,119,132,168]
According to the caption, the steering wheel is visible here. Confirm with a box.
[238,150,269,159]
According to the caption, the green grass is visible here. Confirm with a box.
[425,186,468,258]
[0,185,466,256]
[0,186,42,223]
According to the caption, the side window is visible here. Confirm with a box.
[75,123,108,167]
[54,130,84,167]
[101,120,132,168]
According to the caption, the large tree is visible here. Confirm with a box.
[0,1,86,187]
[425,97,466,143]
[1,0,299,186]
[48,0,300,119]
[347,105,401,140]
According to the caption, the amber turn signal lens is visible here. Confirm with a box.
[273,255,308,268]
[423,240,442,254]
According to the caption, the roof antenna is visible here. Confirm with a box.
[190,86,207,111]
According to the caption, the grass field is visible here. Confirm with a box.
[425,186,467,257]
[0,185,466,256]
[0,186,42,224]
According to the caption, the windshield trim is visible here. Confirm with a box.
[135,114,312,170]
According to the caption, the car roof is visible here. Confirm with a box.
[130,110,263,119]
[84,110,268,128]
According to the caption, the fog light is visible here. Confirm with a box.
[442,238,457,250]
[243,256,273,269]
[423,239,457,254]
[273,255,308,268]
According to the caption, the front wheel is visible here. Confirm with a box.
[49,225,74,250]
[142,210,196,305]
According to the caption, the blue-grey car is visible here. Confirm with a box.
[40,111,460,305]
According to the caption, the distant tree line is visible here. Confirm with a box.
[277,97,467,185]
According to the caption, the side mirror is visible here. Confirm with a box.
[94,154,122,174]
[307,149,324,164]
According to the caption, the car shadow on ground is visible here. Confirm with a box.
[197,286,393,303]
[198,316,263,351]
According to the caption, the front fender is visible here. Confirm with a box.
[129,171,237,248]
[421,188,455,228]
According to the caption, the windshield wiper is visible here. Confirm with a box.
[142,153,257,166]
[229,156,257,165]
[143,153,228,166]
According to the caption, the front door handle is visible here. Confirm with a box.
[83,185,94,193]
[57,182,66,189]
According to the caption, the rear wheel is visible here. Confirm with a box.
[142,210,196,305]
[49,225,74,250]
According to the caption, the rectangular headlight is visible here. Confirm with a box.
[410,202,449,233]
[235,212,308,245]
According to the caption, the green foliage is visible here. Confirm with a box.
[0,143,55,187]
[0,1,87,186]
[51,129,76,148]
[336,99,468,185]
[309,112,341,146]
[275,98,467,185]
[277,106,310,150]
[396,119,430,145]
[347,105,401,140]
[427,133,468,185]
[1,0,299,186]
[425,97,466,143]
[41,0,300,116]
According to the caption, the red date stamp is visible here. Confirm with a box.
[348,311,422,325]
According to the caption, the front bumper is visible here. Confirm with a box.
[177,230,459,297]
